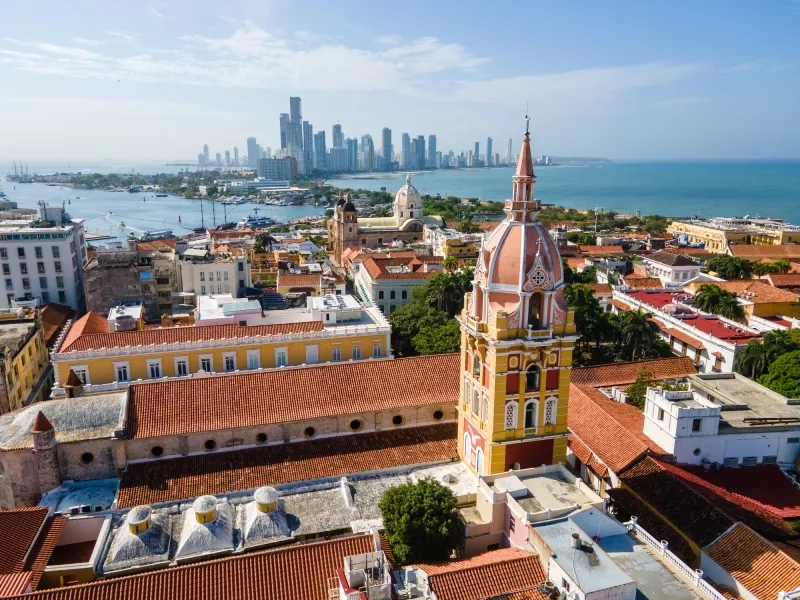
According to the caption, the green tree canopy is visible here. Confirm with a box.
[759,350,800,399]
[694,284,744,320]
[379,477,464,565]
[457,219,482,234]
[412,320,461,355]
[705,255,753,280]
[735,330,800,380]
[389,298,450,357]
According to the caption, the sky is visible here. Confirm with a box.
[1,0,799,161]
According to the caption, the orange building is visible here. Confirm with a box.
[457,121,578,475]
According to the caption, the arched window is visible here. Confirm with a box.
[482,394,489,422]
[475,447,484,476]
[544,397,557,425]
[463,433,471,463]
[504,401,518,430]
[524,399,538,429]
[526,367,540,392]
[529,292,544,329]
[464,379,471,408]
[473,355,481,378]
[472,388,480,415]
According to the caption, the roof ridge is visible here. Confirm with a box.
[574,385,650,452]
[14,533,374,598]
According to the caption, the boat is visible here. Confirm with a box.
[108,210,113,215]
[119,221,126,227]
[155,193,168,197]
[237,215,274,229]
[142,229,173,240]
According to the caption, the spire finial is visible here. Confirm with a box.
[525,114,530,137]
[406,173,411,186]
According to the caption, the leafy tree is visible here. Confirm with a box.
[389,299,450,357]
[255,232,277,252]
[572,266,598,285]
[375,207,390,217]
[752,259,792,276]
[735,330,800,379]
[442,255,459,272]
[566,232,598,246]
[616,309,659,361]
[627,370,656,409]
[759,350,800,399]
[412,320,461,355]
[705,255,753,280]
[694,284,743,320]
[457,219,482,234]
[379,477,464,564]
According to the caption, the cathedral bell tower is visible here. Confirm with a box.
[457,119,578,475]
[328,191,359,265]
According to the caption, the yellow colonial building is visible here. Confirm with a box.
[669,217,800,253]
[457,123,578,476]
[50,296,390,395]
[0,309,51,414]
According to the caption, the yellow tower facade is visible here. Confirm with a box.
[457,122,578,476]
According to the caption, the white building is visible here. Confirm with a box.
[179,248,251,298]
[643,250,714,289]
[351,254,441,316]
[644,373,800,469]
[0,205,87,311]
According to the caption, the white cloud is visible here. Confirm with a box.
[653,97,712,107]
[107,31,137,43]
[720,60,764,73]
[150,7,164,18]
[1,22,488,94]
[376,35,402,46]
[456,62,705,107]
[72,37,102,46]
[769,62,795,72]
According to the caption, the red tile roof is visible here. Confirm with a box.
[566,257,590,270]
[730,245,800,260]
[583,283,612,295]
[126,354,459,440]
[570,357,696,388]
[709,279,800,304]
[704,523,800,600]
[58,319,324,353]
[618,458,736,548]
[24,516,66,590]
[0,572,32,598]
[418,549,547,600]
[568,385,665,474]
[2,534,375,600]
[625,277,663,290]
[579,245,626,256]
[0,508,48,574]
[38,303,75,347]
[136,239,176,252]
[661,463,800,520]
[58,312,109,352]
[609,299,631,311]
[277,272,322,288]
[30,411,54,434]
[766,273,800,289]
[361,256,439,281]
[659,324,706,350]
[117,422,458,507]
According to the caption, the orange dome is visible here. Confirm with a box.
[471,121,566,329]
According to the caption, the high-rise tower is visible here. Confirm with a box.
[507,138,513,166]
[427,135,437,169]
[381,128,392,168]
[457,119,577,476]
[401,133,411,169]
[486,137,493,166]
[333,124,344,149]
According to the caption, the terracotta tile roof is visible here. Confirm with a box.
[126,354,458,439]
[661,463,800,520]
[730,245,800,260]
[624,277,663,290]
[618,457,735,547]
[704,523,800,600]
[605,487,696,564]
[766,273,800,289]
[568,385,665,474]
[661,326,705,350]
[24,516,66,590]
[58,319,324,353]
[361,256,439,281]
[571,357,696,388]
[579,245,626,256]
[209,228,254,239]
[645,251,699,267]
[30,411,53,433]
[38,303,75,347]
[419,549,547,600]
[0,572,32,598]
[117,423,458,507]
[583,283,613,295]
[609,298,631,311]
[3,534,375,600]
[136,239,175,252]
[58,312,109,352]
[791,262,800,274]
[713,280,800,304]
[277,272,321,288]
[566,257,590,270]
[0,508,48,574]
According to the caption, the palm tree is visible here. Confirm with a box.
[694,284,743,320]
[442,256,459,273]
[715,292,744,320]
[425,273,459,315]
[774,259,791,274]
[617,309,657,361]
[735,340,774,379]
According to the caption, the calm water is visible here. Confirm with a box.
[332,161,800,223]
[3,184,325,241]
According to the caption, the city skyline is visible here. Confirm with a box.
[0,1,799,161]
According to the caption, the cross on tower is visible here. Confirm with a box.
[535,236,543,255]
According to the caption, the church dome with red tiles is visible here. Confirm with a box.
[471,120,567,329]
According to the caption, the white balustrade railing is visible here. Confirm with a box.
[623,517,727,600]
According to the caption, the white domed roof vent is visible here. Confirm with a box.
[193,495,219,524]
[254,486,279,514]
[243,487,291,545]
[126,505,153,535]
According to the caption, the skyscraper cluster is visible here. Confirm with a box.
[198,143,241,169]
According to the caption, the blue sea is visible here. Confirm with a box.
[331,161,800,223]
